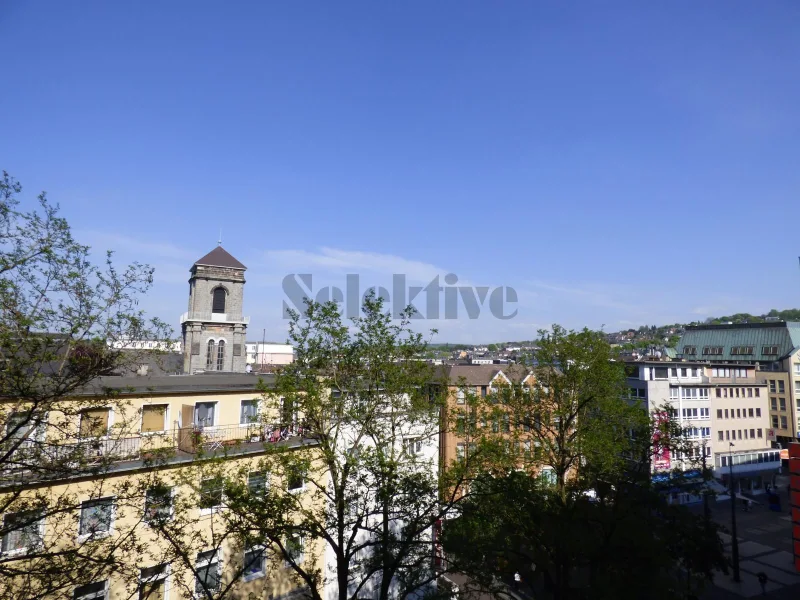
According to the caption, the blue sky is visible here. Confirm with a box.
[2,2,799,343]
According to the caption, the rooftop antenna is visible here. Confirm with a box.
[218,229,223,246]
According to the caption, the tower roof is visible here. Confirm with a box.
[193,246,246,270]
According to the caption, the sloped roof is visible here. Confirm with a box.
[676,322,800,361]
[438,364,523,385]
[194,246,246,270]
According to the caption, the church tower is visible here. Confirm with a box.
[181,246,249,373]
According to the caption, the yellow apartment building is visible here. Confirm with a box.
[1,373,323,600]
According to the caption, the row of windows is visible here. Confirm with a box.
[684,427,710,438]
[681,408,710,419]
[716,407,761,420]
[205,339,226,371]
[714,387,760,399]
[1,472,303,554]
[673,446,711,459]
[715,450,780,468]
[669,388,710,400]
[768,380,786,393]
[67,538,301,600]
[718,428,763,442]
[772,415,789,430]
[770,398,787,412]
[711,368,750,378]
[683,345,779,356]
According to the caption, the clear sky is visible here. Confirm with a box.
[1,2,799,343]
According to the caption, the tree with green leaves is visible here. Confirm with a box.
[152,293,464,600]
[0,171,170,599]
[443,325,728,600]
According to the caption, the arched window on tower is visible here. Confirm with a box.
[217,340,225,371]
[212,288,226,314]
[206,340,215,370]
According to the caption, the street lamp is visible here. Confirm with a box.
[728,442,740,582]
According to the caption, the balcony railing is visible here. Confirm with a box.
[180,311,250,324]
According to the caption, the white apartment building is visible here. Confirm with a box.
[244,342,294,366]
[628,361,779,495]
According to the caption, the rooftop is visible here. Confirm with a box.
[193,245,246,270]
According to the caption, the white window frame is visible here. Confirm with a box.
[247,471,269,496]
[455,388,466,405]
[1,511,44,556]
[139,563,170,600]
[77,496,115,541]
[404,437,423,456]
[243,545,267,581]
[198,478,224,515]
[144,486,175,525]
[195,549,221,598]
[287,473,305,494]
[73,580,108,600]
[284,533,305,567]
[140,403,170,435]
[78,406,114,440]
[239,399,260,425]
[194,401,218,429]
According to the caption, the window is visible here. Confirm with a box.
[287,473,304,493]
[744,429,748,439]
[456,443,466,461]
[654,367,668,380]
[748,408,754,418]
[243,547,266,581]
[141,405,167,433]
[285,533,304,565]
[2,511,43,554]
[755,388,760,397]
[747,388,753,397]
[781,416,788,429]
[194,402,217,428]
[724,409,729,419]
[738,430,742,440]
[6,411,42,442]
[199,478,223,512]
[670,387,679,400]
[404,437,423,456]
[144,486,173,523]
[725,430,729,440]
[736,409,741,418]
[756,408,761,417]
[700,408,709,418]
[772,415,779,428]
[771,398,777,411]
[757,428,763,438]
[206,340,215,370]
[73,581,107,600]
[762,345,779,355]
[522,440,531,458]
[795,363,800,375]
[195,550,221,596]
[502,414,510,432]
[713,368,731,378]
[732,346,754,355]
[749,428,755,439]
[216,340,225,371]
[456,389,465,404]
[79,498,114,537]
[716,409,722,419]
[670,368,678,377]
[683,346,697,355]
[701,427,710,438]
[240,399,258,424]
[79,408,110,438]
[480,386,487,397]
[780,398,787,411]
[248,472,268,496]
[734,368,748,378]
[680,368,688,377]
[139,564,168,600]
[212,287,226,313]
[769,381,777,393]
[778,380,785,393]
[716,388,721,398]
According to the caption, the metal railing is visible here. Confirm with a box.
[180,311,250,324]
[176,422,310,454]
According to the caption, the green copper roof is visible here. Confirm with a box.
[676,322,800,362]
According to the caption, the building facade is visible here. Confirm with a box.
[627,360,778,495]
[675,322,800,445]
[181,246,250,374]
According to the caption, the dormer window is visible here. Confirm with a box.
[683,346,697,356]
[212,288,226,314]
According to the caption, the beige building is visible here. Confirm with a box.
[1,374,322,600]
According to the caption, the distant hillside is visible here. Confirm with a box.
[700,308,800,325]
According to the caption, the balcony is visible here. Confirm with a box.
[1,423,311,486]
[180,311,250,325]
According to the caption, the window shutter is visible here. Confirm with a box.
[141,405,166,432]
[212,288,226,313]
[80,408,110,437]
